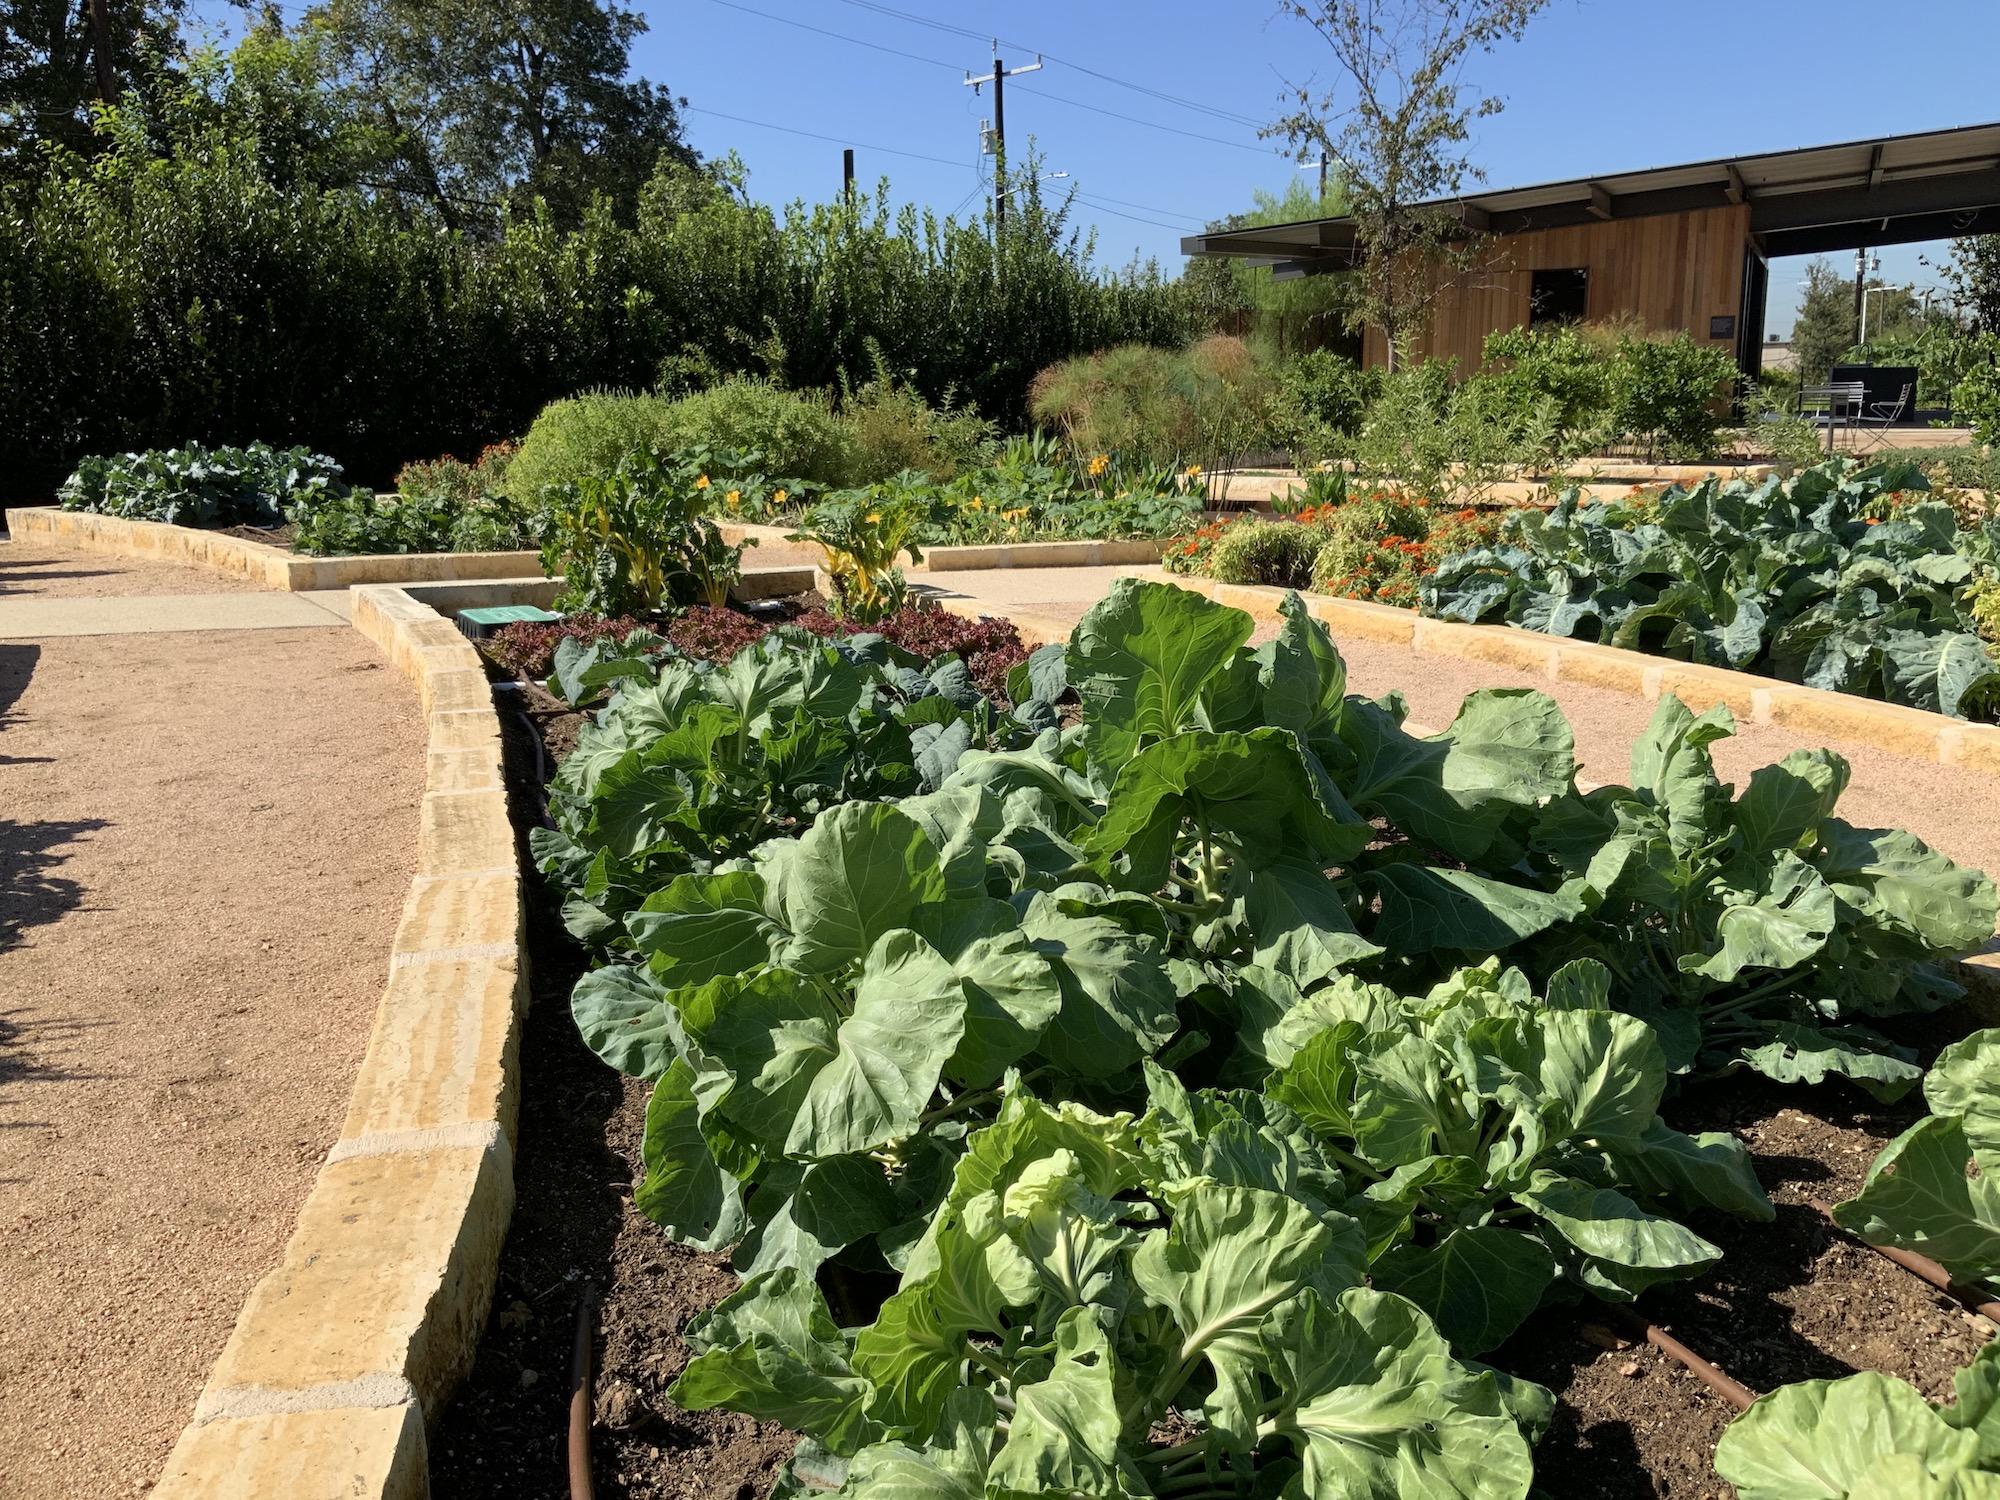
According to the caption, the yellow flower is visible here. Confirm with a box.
[772,488,788,506]
[695,474,711,490]
[967,495,985,511]
[1003,507,1030,522]
[864,511,882,524]
[725,489,741,508]
[1087,453,1110,477]
[1184,464,1202,478]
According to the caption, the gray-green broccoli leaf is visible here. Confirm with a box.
[1262,1287,1539,1499]
[1715,1368,1982,1500]
[1832,1115,2000,1283]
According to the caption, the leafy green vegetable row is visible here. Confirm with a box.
[540,577,1997,1496]
[1424,460,2000,719]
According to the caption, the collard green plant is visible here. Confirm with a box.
[1833,1029,2000,1282]
[1266,962,1771,1352]
[1714,1340,2000,1499]
[287,483,536,556]
[670,1078,1554,1500]
[1424,460,2000,720]
[58,441,352,528]
[564,579,1996,1284]
[1527,696,1996,1097]
[534,626,1043,950]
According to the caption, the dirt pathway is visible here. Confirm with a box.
[924,565,2000,887]
[0,546,425,1498]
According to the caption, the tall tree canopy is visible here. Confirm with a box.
[0,0,189,169]
[311,0,696,229]
[1938,235,2000,336]
[1791,257,1856,386]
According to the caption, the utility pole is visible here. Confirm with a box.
[963,53,1042,234]
[1300,155,1328,207]
[842,148,854,203]
[1853,246,1870,345]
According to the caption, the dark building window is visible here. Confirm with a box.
[1529,268,1589,327]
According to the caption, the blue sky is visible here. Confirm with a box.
[186,0,2000,333]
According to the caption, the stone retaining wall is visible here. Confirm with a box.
[150,584,524,1500]
[717,521,1165,573]
[7,506,541,590]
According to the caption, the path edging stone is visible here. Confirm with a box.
[150,583,525,1500]
[8,505,541,590]
[718,520,1165,573]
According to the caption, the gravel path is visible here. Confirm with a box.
[0,548,425,1498]
[929,565,2000,887]
[0,539,261,599]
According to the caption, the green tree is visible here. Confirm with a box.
[1268,0,1549,369]
[1184,175,1353,358]
[0,0,189,170]
[1791,256,1855,386]
[313,0,696,230]
[1935,235,2000,335]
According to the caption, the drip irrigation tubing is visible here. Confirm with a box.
[568,1280,600,1500]
[1597,1303,1757,1411]
[1810,1200,2000,1325]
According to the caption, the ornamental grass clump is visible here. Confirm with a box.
[1206,518,1326,590]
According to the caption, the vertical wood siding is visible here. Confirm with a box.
[1361,203,1752,370]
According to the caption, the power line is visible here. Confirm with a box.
[1011,84,1276,157]
[823,0,1270,130]
[1071,189,1209,227]
[1072,195,1201,235]
[683,105,967,170]
[693,0,961,72]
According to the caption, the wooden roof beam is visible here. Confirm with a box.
[1586,182,1615,220]
[1868,143,1886,189]
[1725,163,1749,204]
[1458,199,1491,232]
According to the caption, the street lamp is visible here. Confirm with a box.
[998,170,1069,203]
[1860,283,1912,346]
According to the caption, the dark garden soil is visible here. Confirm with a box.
[220,522,299,548]
[433,656,2000,1500]
[1503,1055,1993,1500]
[428,682,794,1500]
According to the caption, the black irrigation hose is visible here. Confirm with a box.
[491,681,555,827]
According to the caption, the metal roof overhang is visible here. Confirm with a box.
[1182,121,2000,275]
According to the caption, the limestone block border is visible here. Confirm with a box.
[718,521,1165,574]
[151,583,525,1500]
[7,505,541,590]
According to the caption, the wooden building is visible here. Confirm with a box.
[1183,123,2000,382]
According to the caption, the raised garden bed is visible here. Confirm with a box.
[428,578,2000,1500]
[7,505,544,591]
